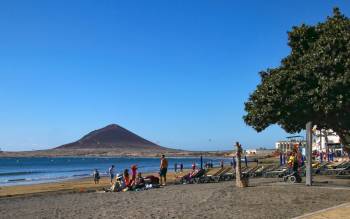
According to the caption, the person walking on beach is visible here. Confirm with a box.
[109,165,116,184]
[180,163,183,172]
[93,169,100,184]
[220,160,224,169]
[174,162,177,173]
[160,154,168,186]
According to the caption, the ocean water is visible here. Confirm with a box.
[0,157,231,186]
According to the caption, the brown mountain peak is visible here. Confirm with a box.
[55,124,166,151]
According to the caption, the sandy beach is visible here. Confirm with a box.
[0,171,185,198]
[1,177,350,219]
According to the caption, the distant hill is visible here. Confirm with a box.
[55,124,167,151]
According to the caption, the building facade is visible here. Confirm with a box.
[313,129,341,152]
[275,140,306,153]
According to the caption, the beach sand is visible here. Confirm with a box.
[0,171,186,198]
[1,178,350,219]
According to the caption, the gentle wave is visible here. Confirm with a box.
[0,169,92,177]
[7,178,26,182]
[0,171,43,176]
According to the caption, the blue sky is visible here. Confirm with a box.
[0,1,349,151]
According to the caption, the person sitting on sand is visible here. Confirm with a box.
[93,169,100,184]
[123,169,131,190]
[132,172,145,190]
[104,174,124,192]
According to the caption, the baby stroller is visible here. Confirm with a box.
[283,171,302,183]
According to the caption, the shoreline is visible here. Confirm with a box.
[0,169,189,198]
[0,156,238,188]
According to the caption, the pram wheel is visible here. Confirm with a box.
[290,176,296,183]
[296,176,302,183]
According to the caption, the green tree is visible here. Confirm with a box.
[243,8,350,151]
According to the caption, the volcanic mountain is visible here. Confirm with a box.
[55,124,166,151]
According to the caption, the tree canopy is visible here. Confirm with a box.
[243,8,350,150]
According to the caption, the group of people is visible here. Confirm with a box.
[107,166,147,192]
[204,161,214,169]
[93,154,170,192]
[173,162,184,173]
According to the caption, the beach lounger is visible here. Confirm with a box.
[198,167,230,183]
[263,165,288,178]
[244,165,261,177]
[251,165,274,177]
[313,162,330,174]
[218,167,236,182]
[323,162,350,176]
[211,167,233,183]
[179,169,206,184]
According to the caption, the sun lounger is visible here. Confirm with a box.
[179,169,206,184]
[263,165,288,178]
[196,167,230,183]
[313,162,330,174]
[322,162,350,175]
[251,165,274,177]
[209,167,233,183]
[244,165,261,177]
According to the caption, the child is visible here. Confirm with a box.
[93,169,100,184]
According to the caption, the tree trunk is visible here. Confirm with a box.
[235,142,248,188]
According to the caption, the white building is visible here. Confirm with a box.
[275,130,342,154]
[275,140,306,153]
[313,129,342,153]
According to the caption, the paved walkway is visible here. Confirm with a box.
[294,202,350,219]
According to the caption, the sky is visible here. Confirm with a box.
[0,0,349,151]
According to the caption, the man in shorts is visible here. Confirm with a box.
[109,165,116,184]
[159,155,168,186]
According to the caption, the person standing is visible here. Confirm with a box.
[131,165,137,184]
[174,162,177,173]
[93,169,100,184]
[180,163,184,172]
[109,165,116,184]
[220,160,224,169]
[279,152,283,166]
[160,155,168,186]
[233,157,236,170]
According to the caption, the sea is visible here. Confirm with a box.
[0,157,232,186]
